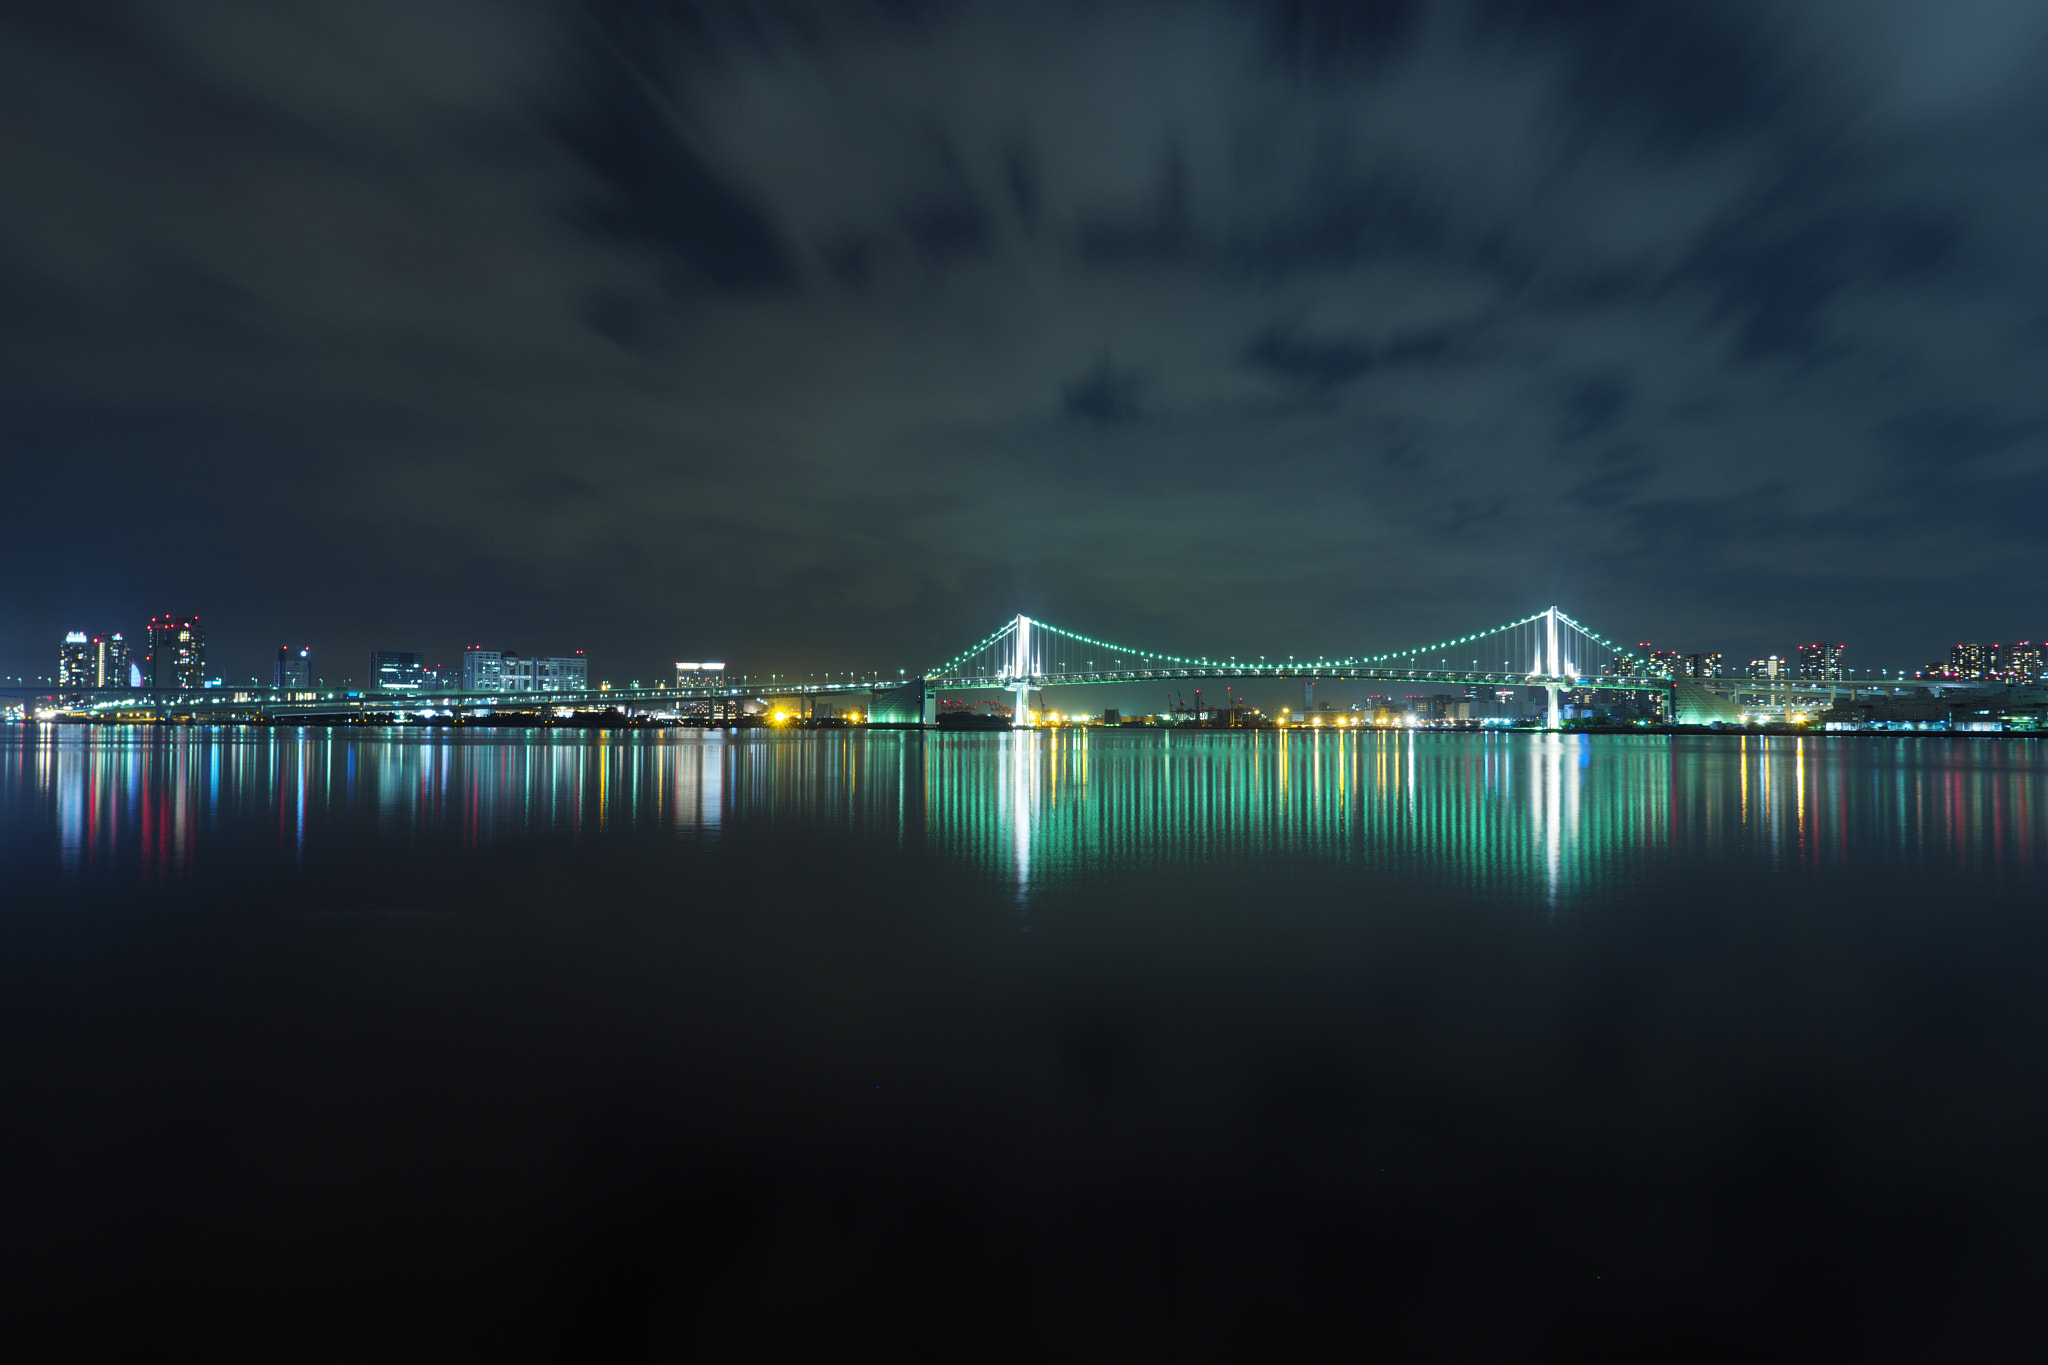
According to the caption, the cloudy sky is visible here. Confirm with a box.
[5,0,2047,684]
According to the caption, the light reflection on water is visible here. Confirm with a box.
[5,725,2046,903]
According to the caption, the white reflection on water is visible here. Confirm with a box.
[1002,731,1036,903]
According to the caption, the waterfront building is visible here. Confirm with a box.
[147,615,205,691]
[1646,648,1685,679]
[1746,656,1783,681]
[275,646,312,690]
[60,632,93,692]
[1932,642,2043,682]
[461,646,504,692]
[370,650,425,691]
[1633,646,1721,679]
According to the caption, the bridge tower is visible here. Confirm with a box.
[1544,605,1562,731]
[1010,615,1034,727]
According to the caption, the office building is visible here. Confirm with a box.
[60,632,93,691]
[456,646,589,694]
[423,661,455,691]
[551,654,589,690]
[370,650,425,691]
[275,646,313,690]
[502,652,588,692]
[461,647,505,692]
[1747,656,1783,681]
[147,615,205,691]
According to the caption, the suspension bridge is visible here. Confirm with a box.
[6,606,1971,727]
[924,606,1652,729]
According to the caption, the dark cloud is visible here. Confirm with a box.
[4,0,2048,682]
[1247,329,1375,390]
[1063,357,1146,425]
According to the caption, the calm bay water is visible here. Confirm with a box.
[6,726,2048,1357]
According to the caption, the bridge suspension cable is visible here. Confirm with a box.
[927,608,1643,684]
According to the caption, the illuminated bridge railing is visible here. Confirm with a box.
[931,667,1672,694]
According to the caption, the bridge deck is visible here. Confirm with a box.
[9,668,1979,718]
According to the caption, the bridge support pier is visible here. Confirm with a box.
[1012,679,1033,727]
[1545,682,1562,731]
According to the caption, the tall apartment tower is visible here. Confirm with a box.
[90,633,130,689]
[1796,642,1845,681]
[147,615,205,691]
[275,646,313,690]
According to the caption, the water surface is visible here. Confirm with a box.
[5,727,2046,1357]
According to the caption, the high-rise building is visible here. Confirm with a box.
[88,633,130,689]
[1686,652,1723,679]
[275,646,313,690]
[370,650,425,691]
[461,646,504,692]
[1796,642,1845,681]
[147,615,205,691]
[1747,655,1783,681]
[60,632,93,692]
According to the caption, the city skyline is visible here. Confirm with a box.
[20,608,2048,694]
[16,609,2048,695]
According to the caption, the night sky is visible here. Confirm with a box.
[6,1,2047,686]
